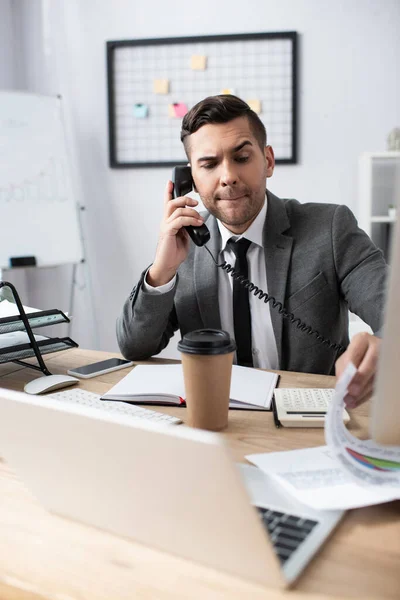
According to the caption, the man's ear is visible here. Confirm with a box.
[265,145,275,178]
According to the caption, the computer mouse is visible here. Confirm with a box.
[24,374,79,395]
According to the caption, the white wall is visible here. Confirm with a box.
[0,0,16,88]
[2,0,400,356]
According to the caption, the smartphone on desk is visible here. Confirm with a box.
[172,166,210,247]
[67,358,134,379]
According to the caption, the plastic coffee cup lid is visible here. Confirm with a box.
[178,329,236,355]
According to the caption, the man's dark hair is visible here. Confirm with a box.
[180,95,267,156]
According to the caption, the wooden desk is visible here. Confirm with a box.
[0,348,399,600]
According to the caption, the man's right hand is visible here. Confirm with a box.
[146,180,204,287]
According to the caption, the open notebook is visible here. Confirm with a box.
[102,364,279,411]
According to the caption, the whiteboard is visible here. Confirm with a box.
[0,92,84,268]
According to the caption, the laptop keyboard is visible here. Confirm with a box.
[257,508,318,564]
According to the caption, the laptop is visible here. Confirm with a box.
[0,388,342,588]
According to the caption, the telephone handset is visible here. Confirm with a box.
[170,166,343,354]
[171,166,210,246]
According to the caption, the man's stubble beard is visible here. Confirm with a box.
[201,191,266,228]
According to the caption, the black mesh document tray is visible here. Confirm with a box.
[0,337,78,364]
[0,281,79,376]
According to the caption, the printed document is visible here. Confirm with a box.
[247,363,400,510]
[246,445,400,510]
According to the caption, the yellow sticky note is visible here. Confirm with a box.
[191,55,207,70]
[220,88,235,95]
[246,99,262,114]
[168,104,176,118]
[153,79,169,94]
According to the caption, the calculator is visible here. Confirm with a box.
[273,388,350,428]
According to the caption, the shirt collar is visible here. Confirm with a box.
[217,194,267,251]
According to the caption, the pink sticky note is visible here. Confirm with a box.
[173,103,188,118]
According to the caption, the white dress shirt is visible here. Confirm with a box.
[144,197,279,369]
[216,199,279,370]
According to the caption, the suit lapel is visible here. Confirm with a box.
[263,191,293,367]
[194,215,222,329]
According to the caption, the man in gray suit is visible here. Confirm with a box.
[117,95,387,409]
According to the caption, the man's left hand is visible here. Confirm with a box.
[335,332,381,409]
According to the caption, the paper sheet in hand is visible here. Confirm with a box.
[247,363,400,510]
[325,362,400,486]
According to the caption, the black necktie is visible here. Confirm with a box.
[227,238,253,367]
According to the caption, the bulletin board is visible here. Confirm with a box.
[107,31,298,168]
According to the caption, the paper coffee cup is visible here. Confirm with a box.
[178,329,236,431]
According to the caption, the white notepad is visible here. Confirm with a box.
[0,299,42,318]
[0,331,48,349]
[102,364,278,410]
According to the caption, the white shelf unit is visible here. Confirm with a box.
[359,152,400,261]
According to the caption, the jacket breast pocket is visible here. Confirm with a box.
[283,272,336,359]
[286,271,329,313]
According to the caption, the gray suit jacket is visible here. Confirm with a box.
[117,192,387,375]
